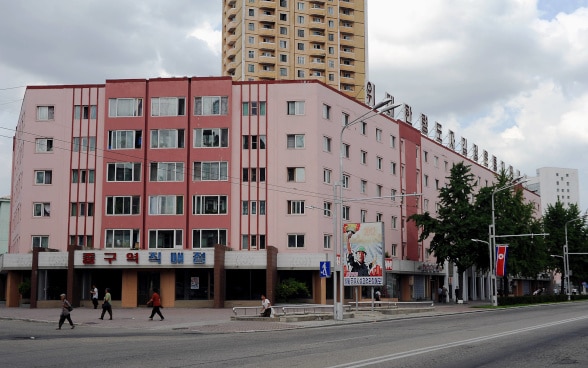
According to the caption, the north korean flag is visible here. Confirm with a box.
[495,245,509,277]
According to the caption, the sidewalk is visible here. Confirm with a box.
[0,301,488,334]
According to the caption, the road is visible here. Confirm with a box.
[1,303,587,367]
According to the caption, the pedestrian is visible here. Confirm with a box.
[260,294,271,317]
[442,286,448,303]
[100,287,112,320]
[438,287,443,303]
[375,289,382,307]
[147,287,164,321]
[90,284,99,309]
[455,286,460,303]
[57,293,75,330]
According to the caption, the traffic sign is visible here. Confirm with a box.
[320,261,331,278]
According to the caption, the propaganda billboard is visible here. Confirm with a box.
[343,222,384,286]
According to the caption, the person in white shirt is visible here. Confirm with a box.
[260,294,271,317]
[90,285,99,309]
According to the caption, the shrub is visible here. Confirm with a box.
[276,278,310,303]
[18,279,31,298]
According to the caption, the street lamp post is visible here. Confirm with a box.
[550,254,566,297]
[563,216,586,301]
[489,177,528,306]
[333,99,400,321]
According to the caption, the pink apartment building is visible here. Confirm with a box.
[1,77,540,308]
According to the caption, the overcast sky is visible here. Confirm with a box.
[0,0,587,209]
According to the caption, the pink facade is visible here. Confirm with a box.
[6,77,541,307]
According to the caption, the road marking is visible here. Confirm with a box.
[327,315,588,367]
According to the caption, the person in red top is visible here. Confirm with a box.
[147,288,164,321]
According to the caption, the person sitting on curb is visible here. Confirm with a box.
[260,294,271,317]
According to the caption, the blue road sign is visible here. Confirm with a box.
[320,261,331,278]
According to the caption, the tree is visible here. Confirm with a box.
[543,202,587,293]
[409,162,486,294]
[474,170,546,294]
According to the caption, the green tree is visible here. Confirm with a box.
[409,162,486,293]
[474,170,546,293]
[543,202,587,293]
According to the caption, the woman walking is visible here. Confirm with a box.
[147,288,164,321]
[57,293,74,330]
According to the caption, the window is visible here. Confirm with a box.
[323,201,332,216]
[32,236,49,248]
[328,33,334,41]
[342,143,350,158]
[242,101,267,116]
[391,244,397,257]
[193,229,227,248]
[150,129,185,149]
[377,156,383,170]
[323,234,332,249]
[105,229,140,248]
[361,122,367,135]
[342,206,350,220]
[71,202,94,217]
[424,199,429,211]
[248,23,255,31]
[391,162,397,175]
[297,1,305,10]
[35,170,52,185]
[248,50,255,58]
[106,196,140,215]
[360,180,367,194]
[194,128,228,148]
[435,179,440,189]
[72,169,95,184]
[108,130,142,149]
[248,8,254,16]
[35,138,53,153]
[194,96,229,115]
[280,13,287,21]
[287,167,306,182]
[360,150,367,164]
[193,161,228,181]
[287,101,305,115]
[149,229,183,248]
[390,135,397,148]
[297,15,305,24]
[74,105,97,119]
[150,162,184,182]
[280,53,287,62]
[248,36,255,44]
[107,162,141,182]
[37,106,55,120]
[280,68,287,76]
[242,167,266,183]
[424,151,429,162]
[151,97,185,116]
[361,210,367,222]
[376,213,383,222]
[323,168,332,184]
[243,135,266,149]
[192,195,227,215]
[424,175,429,187]
[33,202,50,217]
[391,189,397,201]
[377,185,383,197]
[108,98,143,117]
[391,216,398,229]
[288,234,305,248]
[242,201,249,215]
[323,136,332,152]
[248,64,255,72]
[342,113,349,125]
[297,29,305,37]
[287,200,305,214]
[73,137,96,152]
[287,134,305,149]
[297,56,305,64]
[376,128,382,142]
[323,104,331,119]
[342,174,349,189]
[280,40,287,48]
[149,195,184,215]
[297,70,305,78]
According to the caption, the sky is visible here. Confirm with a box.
[0,0,587,209]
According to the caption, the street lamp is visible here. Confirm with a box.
[550,254,566,297]
[333,100,400,321]
[563,216,586,300]
[471,239,493,303]
[489,176,528,306]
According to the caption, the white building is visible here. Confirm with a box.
[526,167,580,213]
